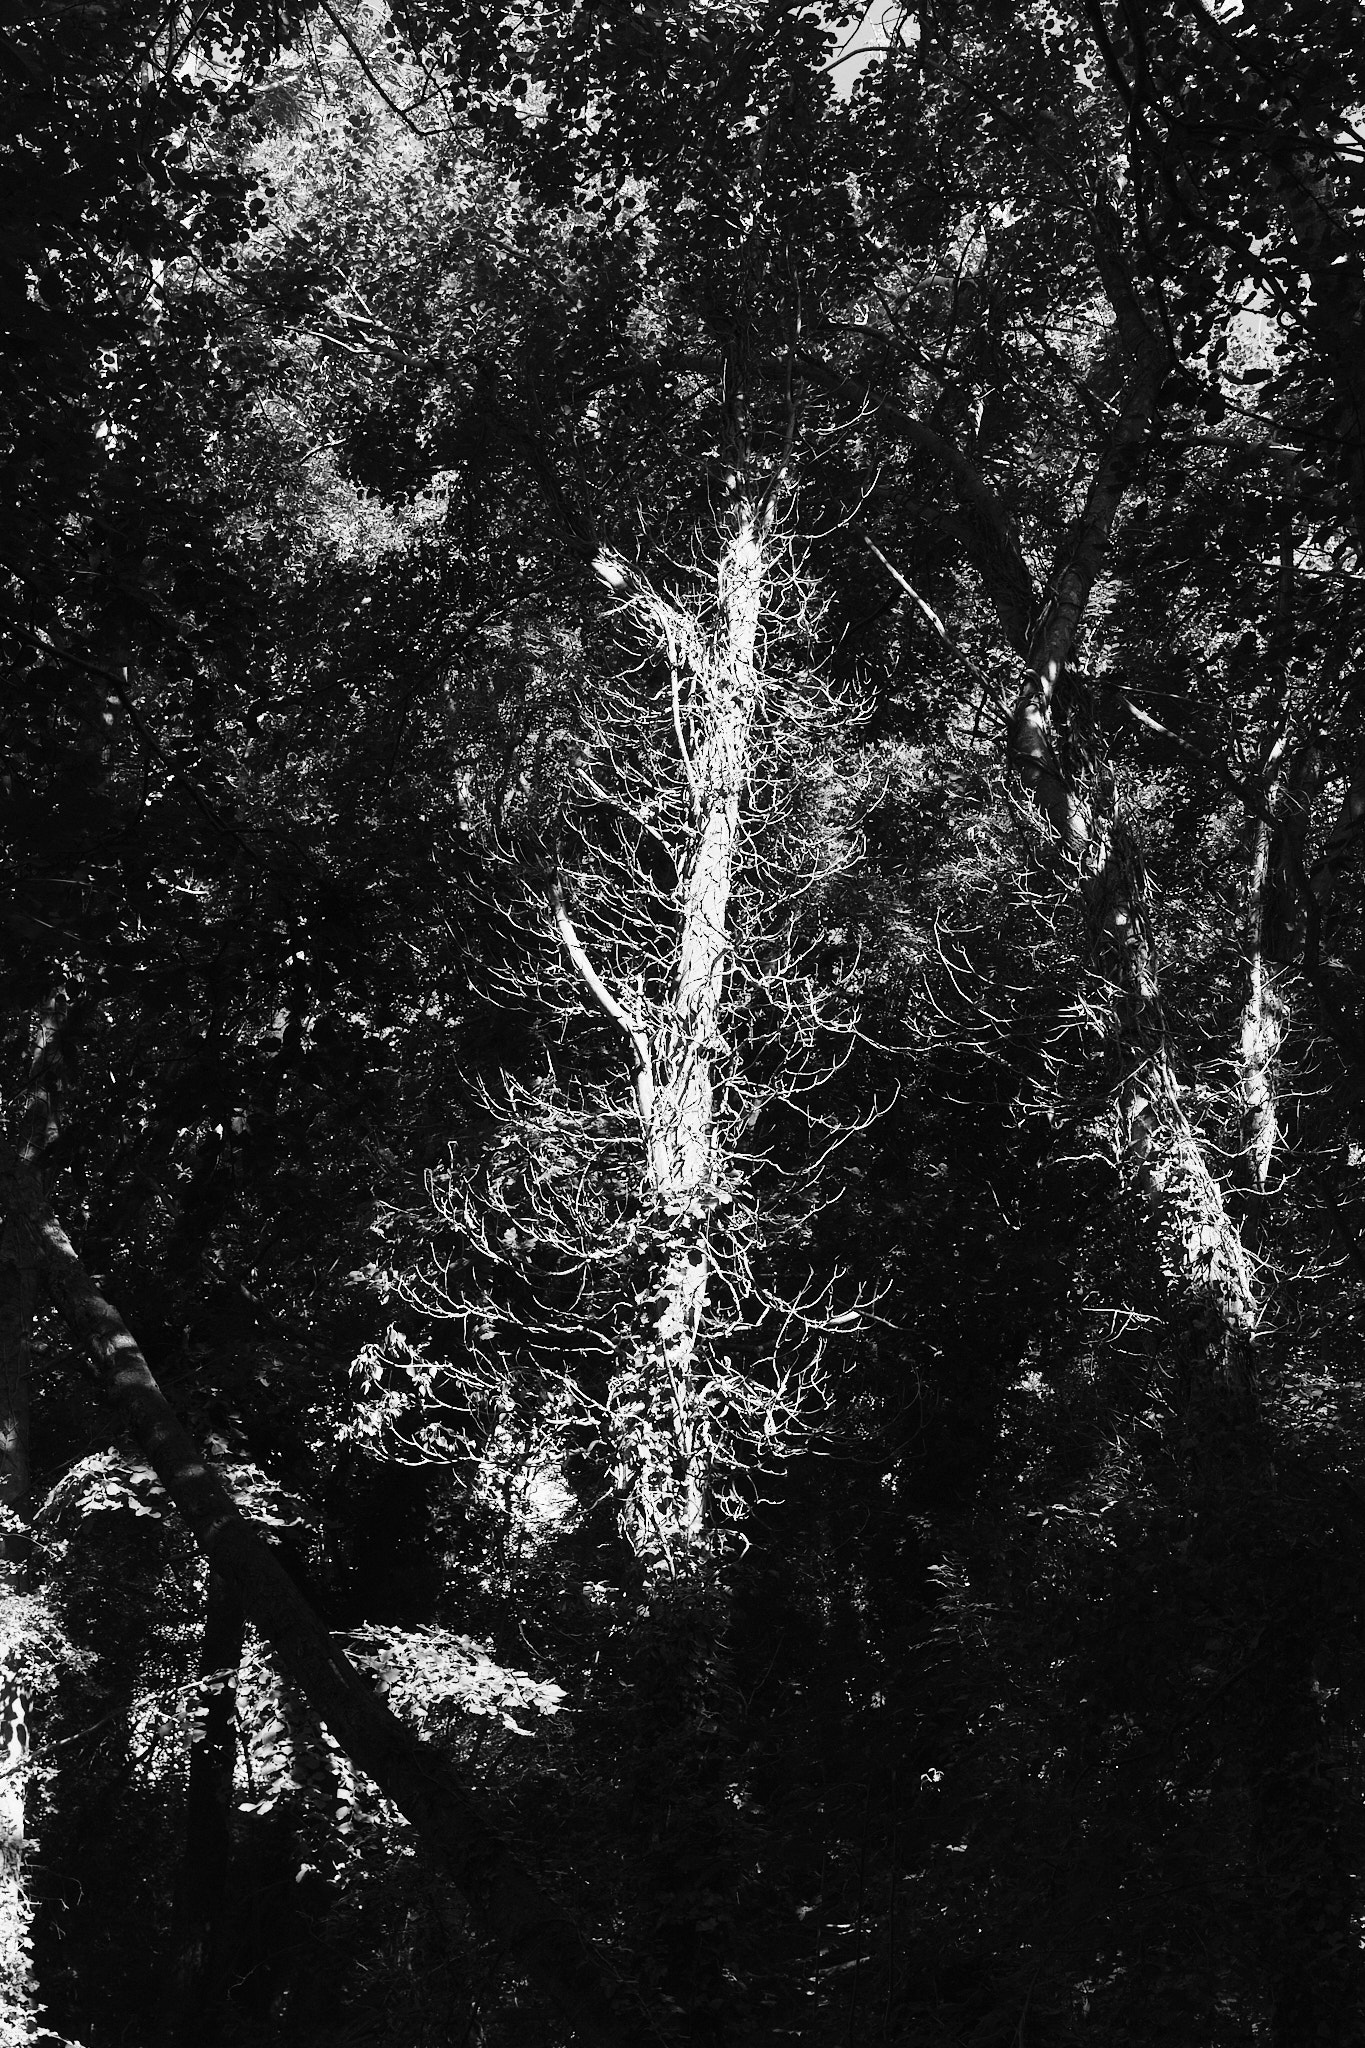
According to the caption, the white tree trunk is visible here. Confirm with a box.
[1083,814,1258,1392]
[1241,814,1285,1202]
[592,514,767,1567]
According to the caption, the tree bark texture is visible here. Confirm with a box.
[1241,813,1286,1206]
[581,511,767,1569]
[1237,470,1309,1209]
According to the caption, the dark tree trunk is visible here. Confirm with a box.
[162,1566,246,2048]
[0,1153,655,2048]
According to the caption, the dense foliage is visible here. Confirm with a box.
[3,0,1365,2043]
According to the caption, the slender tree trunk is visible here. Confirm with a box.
[1241,813,1285,1209]
[1084,813,1258,1394]
[1009,233,1169,848]
[0,1001,66,1517]
[161,1567,246,2048]
[995,242,1259,1395]
[817,233,1257,1391]
[0,1156,652,2048]
[1238,464,1299,1217]
[1295,775,1365,1073]
[0,1263,33,1537]
[842,209,1257,1397]
[1014,452,1164,844]
[822,209,1251,1369]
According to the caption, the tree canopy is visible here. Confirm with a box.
[3,1,1365,2043]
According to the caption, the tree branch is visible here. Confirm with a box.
[548,879,655,1124]
[795,351,1039,652]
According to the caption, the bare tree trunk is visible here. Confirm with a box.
[1241,813,1286,1208]
[1002,242,1258,1395]
[161,1567,246,2048]
[1237,463,1300,1215]
[840,213,1258,1395]
[613,512,765,1569]
[818,221,1247,1363]
[480,373,809,1573]
[1083,813,1259,1395]
[558,504,773,1571]
[0,1155,652,2048]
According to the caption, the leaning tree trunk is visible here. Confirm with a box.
[855,211,1263,1406]
[1237,471,1308,1220]
[1241,809,1287,1209]
[0,1151,654,2048]
[1084,811,1259,1398]
[824,218,1221,1293]
[1001,238,1260,1396]
[842,212,1260,1395]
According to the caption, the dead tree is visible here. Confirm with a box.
[365,368,868,1574]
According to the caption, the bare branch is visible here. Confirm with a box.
[547,879,654,1118]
